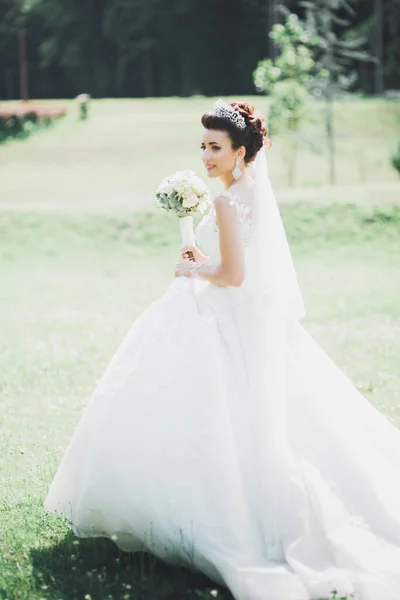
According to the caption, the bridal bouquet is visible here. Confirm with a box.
[155,170,211,252]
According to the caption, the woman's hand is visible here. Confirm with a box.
[175,259,193,278]
[181,245,210,264]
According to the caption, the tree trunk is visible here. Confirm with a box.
[268,0,282,60]
[325,16,336,186]
[18,27,29,101]
[115,53,128,94]
[326,90,335,185]
[142,47,154,97]
[5,69,15,100]
[374,0,384,95]
[285,134,297,187]
[180,52,191,97]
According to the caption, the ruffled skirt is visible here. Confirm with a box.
[45,278,400,600]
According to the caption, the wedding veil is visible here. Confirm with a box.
[239,146,307,557]
[244,145,305,321]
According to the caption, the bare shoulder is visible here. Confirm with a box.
[214,182,254,214]
[214,192,237,210]
[213,193,240,222]
[214,186,244,209]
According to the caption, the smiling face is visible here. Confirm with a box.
[201,129,245,179]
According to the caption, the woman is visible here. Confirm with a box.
[45,100,400,600]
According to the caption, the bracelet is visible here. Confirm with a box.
[189,262,203,279]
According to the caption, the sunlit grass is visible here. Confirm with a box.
[0,96,399,213]
[1,96,400,600]
[1,201,399,599]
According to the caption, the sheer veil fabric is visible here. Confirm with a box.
[238,146,308,558]
[244,144,305,321]
[44,147,400,600]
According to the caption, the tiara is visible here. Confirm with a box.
[213,99,246,130]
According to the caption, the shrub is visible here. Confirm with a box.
[0,102,66,143]
[391,138,400,176]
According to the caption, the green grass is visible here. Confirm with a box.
[1,205,400,600]
[0,96,399,213]
[1,97,400,600]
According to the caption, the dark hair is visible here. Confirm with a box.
[201,101,269,164]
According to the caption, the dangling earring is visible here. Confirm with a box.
[232,157,241,181]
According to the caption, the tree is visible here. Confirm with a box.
[301,0,369,184]
[0,0,33,99]
[0,0,20,98]
[374,0,384,94]
[1,0,398,100]
[253,13,316,185]
[269,0,283,60]
[31,0,112,97]
[385,0,400,89]
[103,0,163,96]
[18,0,30,100]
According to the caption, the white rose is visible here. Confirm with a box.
[174,181,187,196]
[171,171,189,186]
[191,177,205,193]
[199,191,210,203]
[182,193,199,208]
[160,183,174,195]
[156,176,172,194]
[196,181,209,196]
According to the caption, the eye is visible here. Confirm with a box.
[212,146,220,151]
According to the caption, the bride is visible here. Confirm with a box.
[45,100,400,600]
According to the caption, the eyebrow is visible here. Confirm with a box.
[202,141,221,145]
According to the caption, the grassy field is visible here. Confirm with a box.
[0,96,399,211]
[0,97,400,600]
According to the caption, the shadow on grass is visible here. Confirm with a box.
[30,532,232,600]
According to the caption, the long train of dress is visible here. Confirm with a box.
[45,202,400,600]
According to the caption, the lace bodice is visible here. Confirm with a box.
[195,190,252,262]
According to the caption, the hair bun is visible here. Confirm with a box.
[230,101,268,161]
[231,101,255,119]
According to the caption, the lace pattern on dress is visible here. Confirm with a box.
[207,189,252,246]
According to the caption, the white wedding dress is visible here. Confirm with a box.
[45,186,400,600]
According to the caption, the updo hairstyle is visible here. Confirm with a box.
[201,101,269,164]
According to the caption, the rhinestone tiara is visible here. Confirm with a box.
[213,99,246,130]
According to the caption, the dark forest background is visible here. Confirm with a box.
[0,0,398,100]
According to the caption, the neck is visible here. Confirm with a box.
[221,168,248,189]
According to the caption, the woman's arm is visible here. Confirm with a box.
[176,195,245,287]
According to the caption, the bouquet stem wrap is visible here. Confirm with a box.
[179,216,195,261]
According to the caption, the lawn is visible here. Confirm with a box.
[0,97,399,600]
[0,96,399,212]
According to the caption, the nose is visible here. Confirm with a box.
[202,148,212,162]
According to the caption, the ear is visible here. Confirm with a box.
[238,146,246,162]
